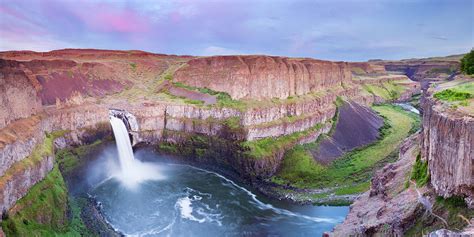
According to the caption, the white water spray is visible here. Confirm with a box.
[110,116,135,170]
[109,113,163,188]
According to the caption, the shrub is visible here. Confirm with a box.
[164,74,173,81]
[410,153,430,186]
[129,63,137,71]
[434,89,472,102]
[460,50,474,75]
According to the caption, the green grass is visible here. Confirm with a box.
[434,89,472,102]
[55,140,103,176]
[1,165,84,236]
[242,123,324,160]
[271,147,326,186]
[410,153,430,186]
[273,104,417,191]
[333,181,371,195]
[362,82,407,100]
[222,116,241,130]
[1,132,95,236]
[451,82,474,93]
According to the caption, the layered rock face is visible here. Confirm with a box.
[174,55,352,100]
[350,62,387,75]
[421,96,474,206]
[0,49,417,218]
[0,104,111,212]
[374,60,459,81]
[0,49,184,105]
[0,60,43,129]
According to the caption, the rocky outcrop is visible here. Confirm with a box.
[421,95,474,206]
[0,61,43,129]
[0,153,54,214]
[0,116,44,177]
[174,55,352,100]
[0,104,112,212]
[330,133,424,236]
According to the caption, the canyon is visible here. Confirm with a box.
[0,49,472,236]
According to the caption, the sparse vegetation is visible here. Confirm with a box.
[242,123,324,160]
[405,195,474,236]
[362,82,407,100]
[56,139,103,175]
[429,67,457,75]
[351,67,366,75]
[222,116,241,130]
[0,132,57,190]
[410,153,430,186]
[129,63,137,72]
[164,73,173,81]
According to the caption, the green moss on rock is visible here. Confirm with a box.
[1,165,88,236]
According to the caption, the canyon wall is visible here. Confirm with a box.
[373,60,459,81]
[421,95,474,206]
[0,60,43,129]
[174,55,352,100]
[0,49,417,217]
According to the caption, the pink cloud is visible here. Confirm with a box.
[71,2,151,34]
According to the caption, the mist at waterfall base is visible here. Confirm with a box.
[74,117,349,236]
[108,116,164,188]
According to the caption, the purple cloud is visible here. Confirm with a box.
[0,0,472,61]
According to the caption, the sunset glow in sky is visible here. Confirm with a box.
[0,0,472,61]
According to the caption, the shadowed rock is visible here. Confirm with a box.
[311,100,384,164]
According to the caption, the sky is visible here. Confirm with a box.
[0,0,472,61]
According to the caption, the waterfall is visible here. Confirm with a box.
[108,112,164,188]
[109,116,135,171]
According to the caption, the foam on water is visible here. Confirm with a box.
[171,164,340,224]
[176,196,205,223]
[175,188,223,225]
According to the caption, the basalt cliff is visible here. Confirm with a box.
[330,74,474,236]
[1,49,471,236]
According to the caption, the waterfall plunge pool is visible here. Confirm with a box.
[69,143,349,236]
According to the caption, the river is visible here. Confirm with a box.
[75,144,349,237]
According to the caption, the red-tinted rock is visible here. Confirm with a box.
[174,55,352,100]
